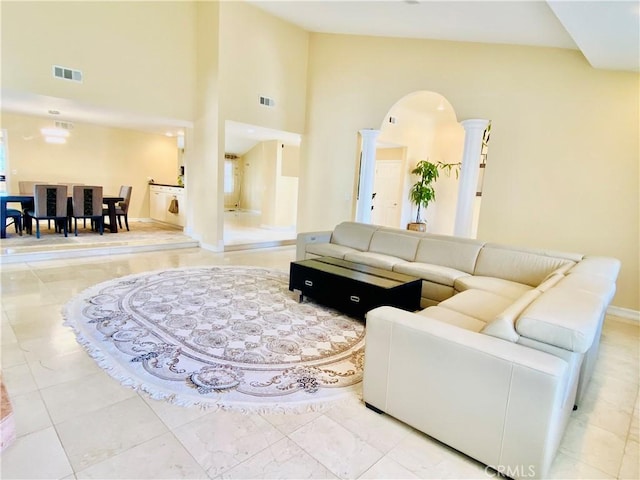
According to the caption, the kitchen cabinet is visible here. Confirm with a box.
[149,185,185,227]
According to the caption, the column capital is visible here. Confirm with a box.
[461,119,490,132]
[359,129,381,140]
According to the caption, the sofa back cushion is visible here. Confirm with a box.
[369,230,421,261]
[474,244,578,287]
[330,222,379,252]
[481,289,541,342]
[415,236,484,274]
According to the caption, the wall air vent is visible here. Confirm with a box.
[225,154,238,159]
[388,116,398,124]
[55,120,74,130]
[52,65,83,83]
[259,96,275,107]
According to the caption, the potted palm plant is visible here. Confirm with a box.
[407,159,439,231]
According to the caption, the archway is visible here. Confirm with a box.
[373,91,464,235]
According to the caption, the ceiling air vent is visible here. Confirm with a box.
[259,96,275,107]
[388,116,398,124]
[52,65,83,83]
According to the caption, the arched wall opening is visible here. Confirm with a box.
[373,91,465,235]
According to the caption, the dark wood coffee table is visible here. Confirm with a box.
[289,257,421,319]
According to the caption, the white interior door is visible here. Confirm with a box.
[372,160,403,227]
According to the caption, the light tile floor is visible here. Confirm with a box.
[224,211,296,247]
[0,246,638,479]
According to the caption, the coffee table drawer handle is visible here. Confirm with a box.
[304,280,313,287]
[350,295,360,303]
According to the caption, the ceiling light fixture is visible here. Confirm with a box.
[41,126,69,145]
[41,127,69,137]
[44,136,67,144]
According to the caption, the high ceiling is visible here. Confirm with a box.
[2,0,638,154]
[231,0,639,153]
[248,0,639,72]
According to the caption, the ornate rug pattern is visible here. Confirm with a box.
[63,266,365,412]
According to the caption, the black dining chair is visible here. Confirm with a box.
[5,208,23,235]
[104,185,132,231]
[25,184,68,238]
[71,185,104,236]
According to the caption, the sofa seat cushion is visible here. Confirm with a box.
[438,289,513,323]
[306,242,360,260]
[393,262,470,287]
[343,251,404,270]
[417,306,486,332]
[516,288,606,353]
[481,290,542,342]
[454,276,533,300]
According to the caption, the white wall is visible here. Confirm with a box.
[1,1,196,122]
[240,140,298,228]
[218,2,308,134]
[300,33,639,309]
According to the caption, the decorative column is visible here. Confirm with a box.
[454,119,490,237]
[355,129,381,223]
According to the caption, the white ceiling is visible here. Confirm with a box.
[0,90,192,137]
[225,120,301,155]
[2,0,638,152]
[232,0,639,153]
[249,0,639,72]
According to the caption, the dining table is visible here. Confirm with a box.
[0,192,125,239]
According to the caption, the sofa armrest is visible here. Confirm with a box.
[364,306,574,479]
[295,230,332,261]
[516,288,605,353]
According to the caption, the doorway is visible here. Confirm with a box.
[223,120,301,249]
[372,159,403,227]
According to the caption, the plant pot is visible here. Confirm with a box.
[407,222,426,232]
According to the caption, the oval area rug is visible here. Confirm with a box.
[63,266,365,413]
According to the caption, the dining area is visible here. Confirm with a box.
[1,182,132,240]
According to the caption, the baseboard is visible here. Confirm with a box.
[224,239,296,252]
[199,239,224,252]
[606,305,640,323]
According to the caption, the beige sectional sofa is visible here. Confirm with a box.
[296,221,620,479]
